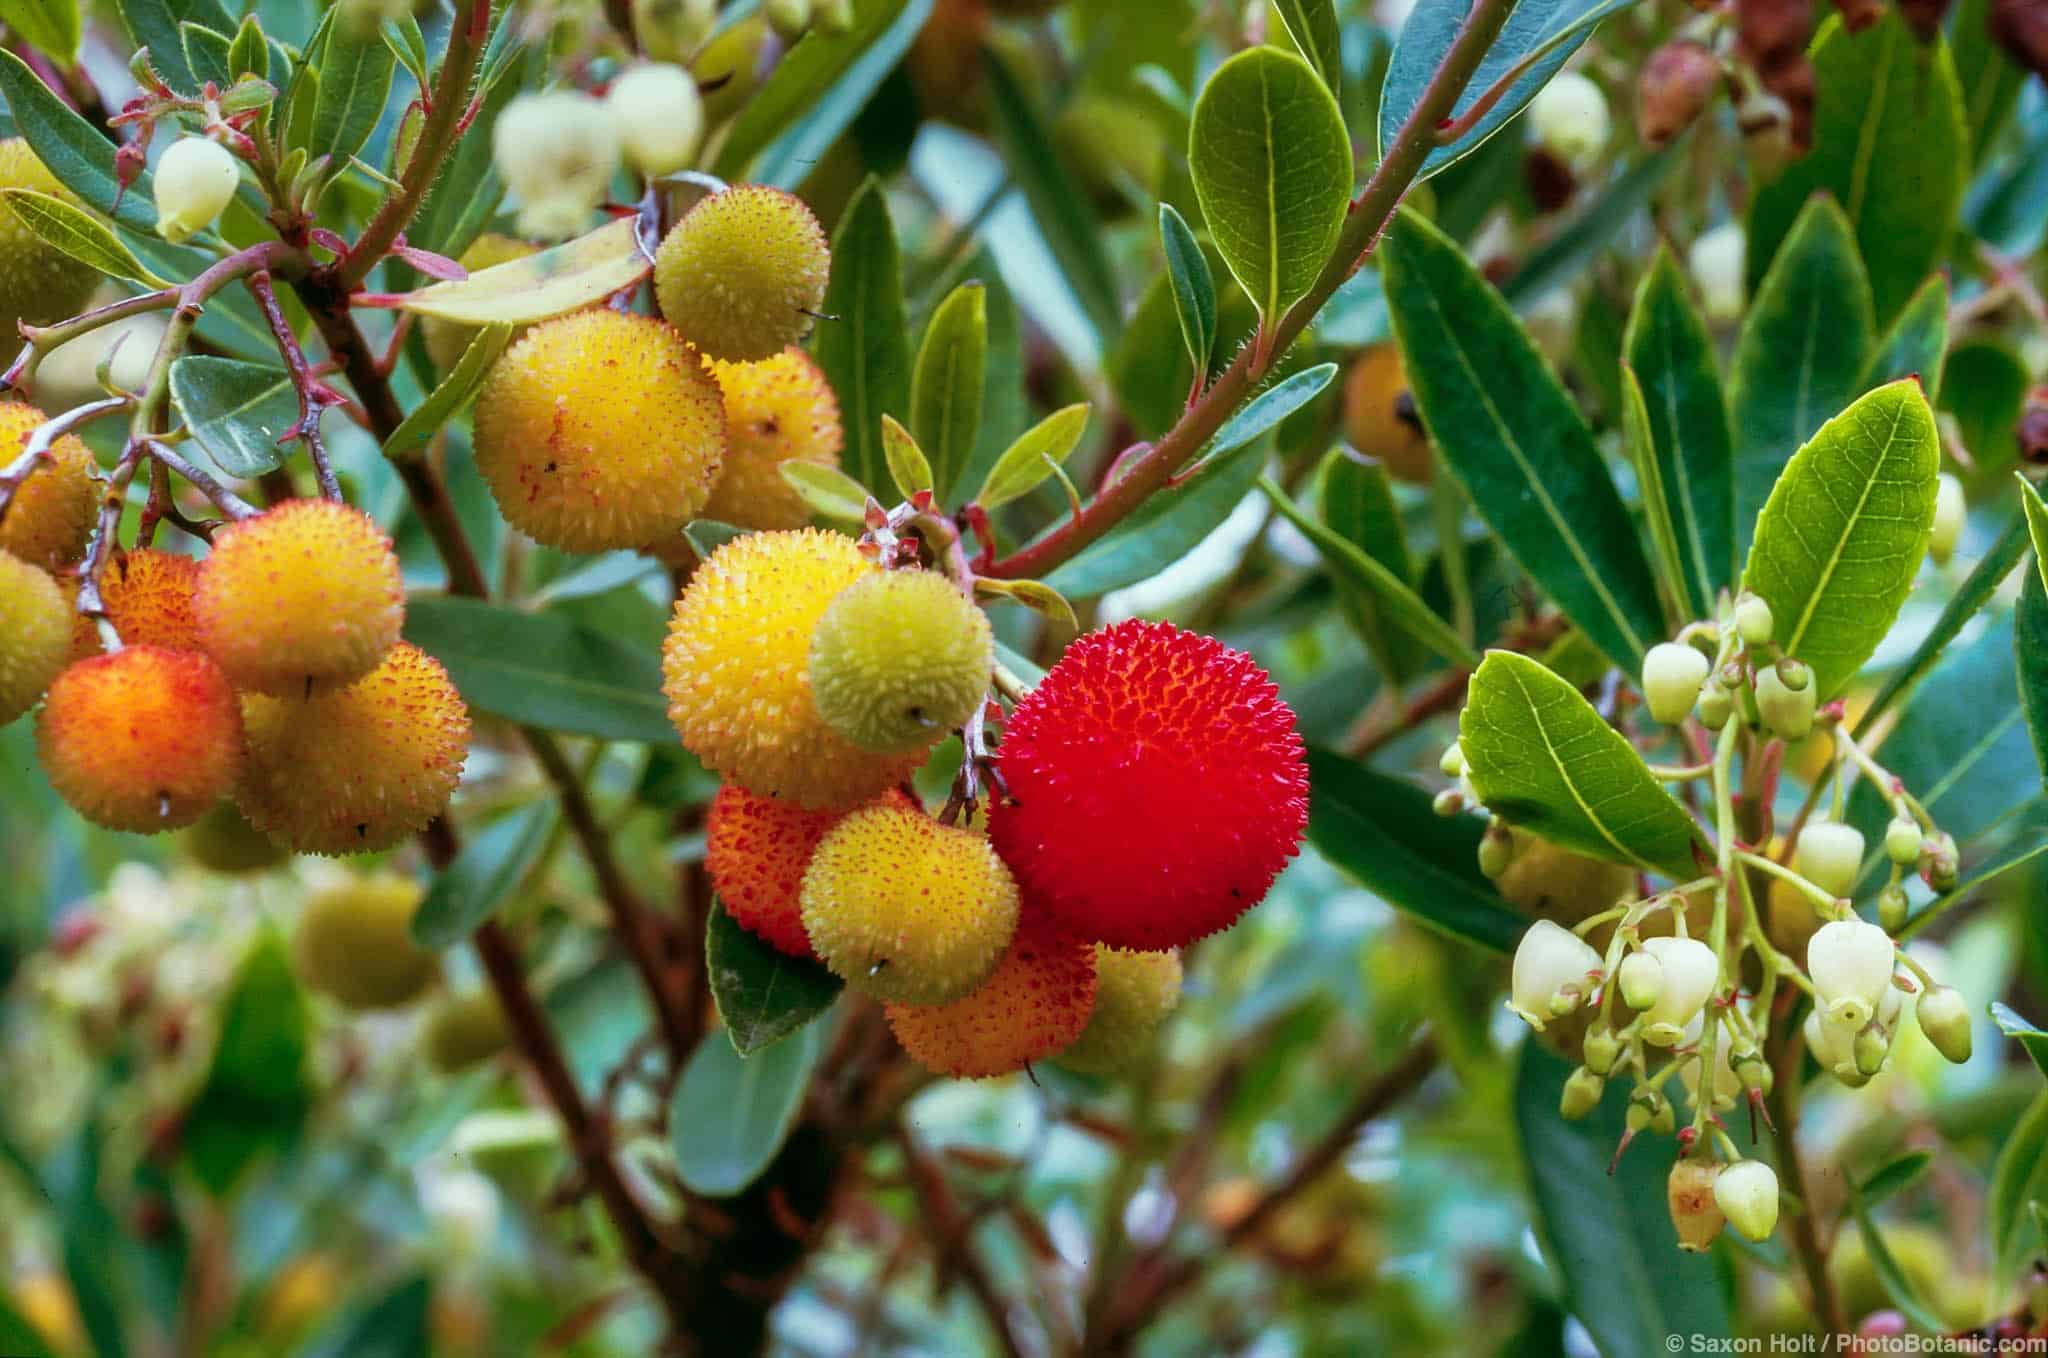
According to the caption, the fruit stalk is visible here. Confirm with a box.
[982,0,1520,582]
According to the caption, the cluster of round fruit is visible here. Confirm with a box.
[662,526,1311,1078]
[0,465,469,854]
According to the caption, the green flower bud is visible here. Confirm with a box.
[1528,70,1611,170]
[1432,788,1465,817]
[1734,592,1774,647]
[1713,1160,1780,1242]
[1775,656,1812,692]
[1650,1097,1676,1134]
[1439,741,1466,777]
[1733,1048,1773,1098]
[1561,1066,1606,1119]
[1792,821,1864,899]
[1885,816,1923,866]
[765,0,812,40]
[1929,473,1964,566]
[1919,831,1959,892]
[1853,1020,1891,1077]
[1697,681,1734,729]
[632,0,716,60]
[1477,823,1514,879]
[1642,641,1711,725]
[1617,949,1664,1011]
[1626,1088,1668,1133]
[1583,1026,1621,1075]
[1878,882,1909,931]
[1916,985,1972,1064]
[1755,662,1816,741]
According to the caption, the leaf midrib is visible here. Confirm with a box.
[1781,396,1910,661]
[1502,659,1660,873]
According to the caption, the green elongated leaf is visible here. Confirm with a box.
[299,1274,431,1358]
[1273,0,1343,94]
[1846,1198,1949,1335]
[1201,362,1336,467]
[383,323,512,462]
[957,249,1024,503]
[1,0,81,62]
[1383,0,1639,180]
[1990,1090,2048,1273]
[1861,274,1950,401]
[227,12,267,78]
[1739,379,1941,701]
[1382,209,1663,670]
[1305,748,1522,952]
[670,1018,823,1196]
[181,19,231,86]
[813,180,911,496]
[1039,431,1265,598]
[1158,203,1215,376]
[183,931,310,1195]
[119,0,234,91]
[780,462,871,523]
[1944,341,2030,481]
[0,188,170,286]
[1747,13,1967,325]
[880,414,933,500]
[403,595,677,745]
[304,19,395,163]
[1263,474,1479,670]
[0,48,161,232]
[714,0,923,182]
[973,403,1089,510]
[1857,509,2030,738]
[1515,1042,1732,1354]
[1618,364,1689,630]
[168,356,297,479]
[1952,0,2024,159]
[1460,651,1702,878]
[0,1292,54,1358]
[1188,45,1352,325]
[2018,561,2048,788]
[2028,479,2048,595]
[412,802,558,949]
[909,282,986,503]
[1502,148,1679,309]
[1858,1150,1935,1204]
[1991,1003,2048,1081]
[1320,449,1421,684]
[397,216,650,325]
[706,901,843,1056]
[1728,196,1876,560]
[984,53,1122,345]
[1624,248,1735,610]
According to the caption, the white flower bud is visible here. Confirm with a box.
[1638,936,1718,1045]
[1807,918,1895,1031]
[1734,593,1774,647]
[1642,641,1711,725]
[1509,920,1602,1031]
[1755,661,1816,741]
[1804,1007,1859,1080]
[1885,816,1922,866]
[154,137,240,244]
[1792,821,1864,899]
[1915,984,1972,1064]
[1439,741,1466,777]
[1713,1160,1780,1241]
[1689,222,1746,326]
[1929,473,1964,566]
[765,0,812,40]
[492,90,622,240]
[1617,949,1664,1011]
[607,63,705,178]
[1528,70,1610,170]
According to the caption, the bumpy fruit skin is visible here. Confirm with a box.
[423,991,510,1073]
[705,782,913,959]
[0,553,68,726]
[885,915,1097,1078]
[0,139,101,367]
[809,569,992,753]
[37,646,244,832]
[801,803,1021,1004]
[988,620,1308,949]
[421,234,538,372]
[0,402,97,568]
[699,349,844,532]
[654,186,830,362]
[473,310,726,551]
[100,548,201,650]
[194,500,404,696]
[1341,344,1432,484]
[292,875,441,1010]
[237,642,470,855]
[181,799,291,873]
[1056,946,1183,1075]
[662,529,922,808]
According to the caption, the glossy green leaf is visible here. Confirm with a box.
[714,0,923,181]
[1189,45,1351,325]
[397,216,651,325]
[183,931,310,1195]
[1263,474,1479,670]
[706,901,843,1056]
[1383,0,1639,179]
[181,19,231,86]
[909,281,986,503]
[1305,748,1522,952]
[2017,562,2048,788]
[975,577,1077,630]
[412,801,558,949]
[1382,209,1663,669]
[1618,364,1689,630]
[957,249,1024,504]
[1728,196,1875,559]
[119,0,234,91]
[1859,1150,1935,1205]
[813,180,911,496]
[1039,432,1265,598]
[0,48,162,233]
[403,595,678,745]
[1952,0,2025,159]
[1159,203,1216,376]
[780,462,872,524]
[1201,362,1336,468]
[1515,1042,1732,1354]
[1747,12,1967,324]
[2027,478,2048,595]
[670,1018,823,1196]
[383,323,512,462]
[1991,1003,2048,1082]
[1970,124,2048,256]
[973,403,1089,510]
[880,414,933,500]
[1861,274,1950,401]
[304,18,396,164]
[984,53,1122,345]
[1944,342,2030,481]
[755,0,934,187]
[1739,379,1941,701]
[0,188,169,287]
[299,1274,431,1358]
[168,356,298,479]
[1624,248,1735,611]
[1,0,80,62]
[226,11,267,78]
[1460,650,1702,878]
[1273,0,1342,94]
[1991,1090,2048,1274]
[1319,449,1421,684]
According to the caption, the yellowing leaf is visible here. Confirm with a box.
[396,216,651,325]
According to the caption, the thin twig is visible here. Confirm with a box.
[142,439,260,520]
[248,270,344,500]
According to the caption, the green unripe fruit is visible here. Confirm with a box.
[1735,593,1773,646]
[808,569,993,753]
[291,875,441,1011]
[423,991,510,1074]
[1885,816,1923,866]
[1055,946,1183,1075]
[0,138,101,367]
[0,553,69,727]
[1755,662,1815,740]
[1559,1065,1604,1119]
[654,185,830,362]
[1915,985,1972,1064]
[182,800,291,874]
